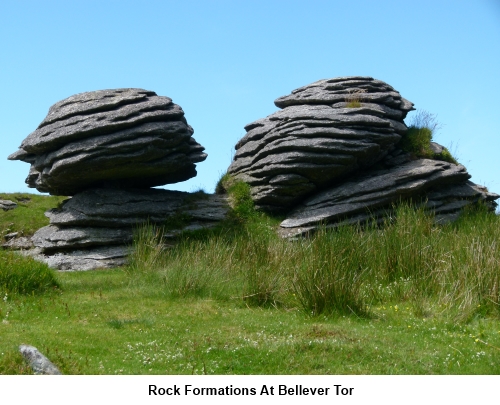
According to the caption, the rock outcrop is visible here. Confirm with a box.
[28,188,229,270]
[6,88,225,270]
[224,76,499,236]
[227,76,414,212]
[8,89,206,196]
[279,159,499,238]
[0,199,17,211]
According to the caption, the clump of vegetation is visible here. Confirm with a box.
[0,251,60,295]
[400,110,458,164]
[215,173,256,221]
[344,88,366,108]
[125,194,500,320]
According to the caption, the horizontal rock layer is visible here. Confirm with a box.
[9,89,206,195]
[274,76,414,113]
[228,77,414,212]
[29,188,229,270]
[0,199,17,211]
[279,159,499,238]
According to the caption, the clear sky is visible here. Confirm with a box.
[1,0,499,196]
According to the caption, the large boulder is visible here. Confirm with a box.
[227,76,414,212]
[279,159,499,238]
[8,89,207,195]
[29,188,229,270]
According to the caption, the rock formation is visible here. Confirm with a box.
[225,76,499,236]
[227,76,414,212]
[8,88,206,196]
[0,199,17,211]
[279,159,499,238]
[6,80,499,269]
[28,188,228,270]
[8,89,228,270]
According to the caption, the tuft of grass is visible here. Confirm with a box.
[292,226,369,317]
[0,250,60,295]
[435,147,458,164]
[401,110,458,163]
[344,88,366,108]
[125,200,500,319]
[400,126,434,158]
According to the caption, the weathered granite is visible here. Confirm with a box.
[278,159,499,238]
[29,188,229,270]
[19,345,62,375]
[2,236,33,250]
[227,77,414,212]
[0,199,17,211]
[8,89,207,195]
[23,246,129,271]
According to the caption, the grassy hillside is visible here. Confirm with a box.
[0,193,67,237]
[0,191,499,374]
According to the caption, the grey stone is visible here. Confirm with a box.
[46,188,229,228]
[274,77,415,116]
[8,89,207,195]
[0,199,17,211]
[4,232,19,240]
[28,188,230,270]
[2,236,33,250]
[19,345,62,375]
[23,246,129,271]
[227,77,414,212]
[32,225,133,252]
[278,159,499,238]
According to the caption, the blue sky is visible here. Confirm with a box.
[1,0,499,196]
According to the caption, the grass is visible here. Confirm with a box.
[344,88,366,108]
[0,193,67,237]
[0,191,499,374]
[0,250,60,295]
[1,270,499,374]
[401,110,458,164]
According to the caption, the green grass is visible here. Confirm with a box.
[1,192,499,374]
[0,193,67,237]
[0,250,60,295]
[1,270,499,374]
[401,110,458,164]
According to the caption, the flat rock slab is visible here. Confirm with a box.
[46,187,229,228]
[9,89,207,195]
[28,188,230,270]
[24,246,129,271]
[0,199,17,211]
[278,159,498,238]
[227,77,414,212]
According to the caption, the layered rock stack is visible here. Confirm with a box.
[8,89,228,270]
[227,76,415,212]
[225,76,499,236]
[9,88,206,195]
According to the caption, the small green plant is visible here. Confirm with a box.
[344,88,366,108]
[215,173,256,221]
[0,251,60,295]
[434,147,458,164]
[401,110,458,163]
[399,126,434,158]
